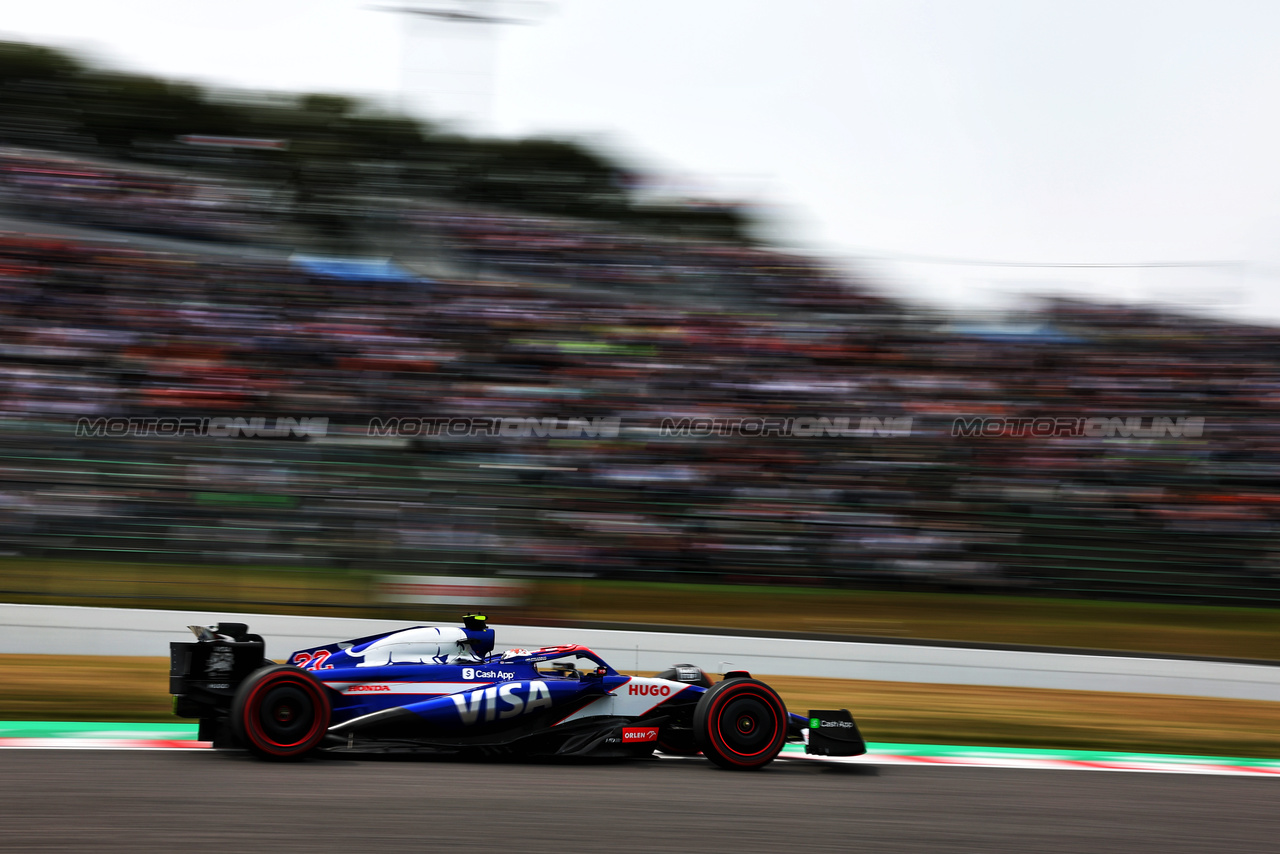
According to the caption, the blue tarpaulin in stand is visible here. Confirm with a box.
[947,323,1086,344]
[290,255,430,284]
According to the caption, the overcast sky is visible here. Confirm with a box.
[5,0,1280,322]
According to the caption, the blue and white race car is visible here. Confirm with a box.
[169,614,866,770]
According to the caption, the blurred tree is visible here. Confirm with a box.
[0,39,755,243]
[0,42,83,82]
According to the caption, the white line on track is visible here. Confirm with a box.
[659,751,1280,778]
[4,740,1278,777]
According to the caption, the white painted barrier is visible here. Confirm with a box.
[2,603,1278,702]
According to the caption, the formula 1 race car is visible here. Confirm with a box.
[169,614,866,770]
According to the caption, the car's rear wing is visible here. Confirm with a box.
[169,623,267,720]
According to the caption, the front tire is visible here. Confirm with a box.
[230,665,331,760]
[693,678,787,770]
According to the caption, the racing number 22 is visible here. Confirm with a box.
[291,650,334,670]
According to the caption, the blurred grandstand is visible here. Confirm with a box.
[0,41,1278,609]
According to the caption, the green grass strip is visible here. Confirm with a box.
[6,721,1280,770]
[782,742,1280,770]
[0,721,199,739]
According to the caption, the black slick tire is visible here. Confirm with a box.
[230,664,331,760]
[692,678,787,770]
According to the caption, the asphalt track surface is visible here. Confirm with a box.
[0,750,1275,853]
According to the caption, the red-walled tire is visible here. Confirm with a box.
[693,678,787,770]
[230,665,331,760]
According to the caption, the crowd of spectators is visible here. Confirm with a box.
[410,207,890,314]
[0,152,1278,603]
[0,147,285,244]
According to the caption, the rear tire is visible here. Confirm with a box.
[693,678,787,770]
[230,665,331,760]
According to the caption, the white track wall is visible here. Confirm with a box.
[2,603,1278,702]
